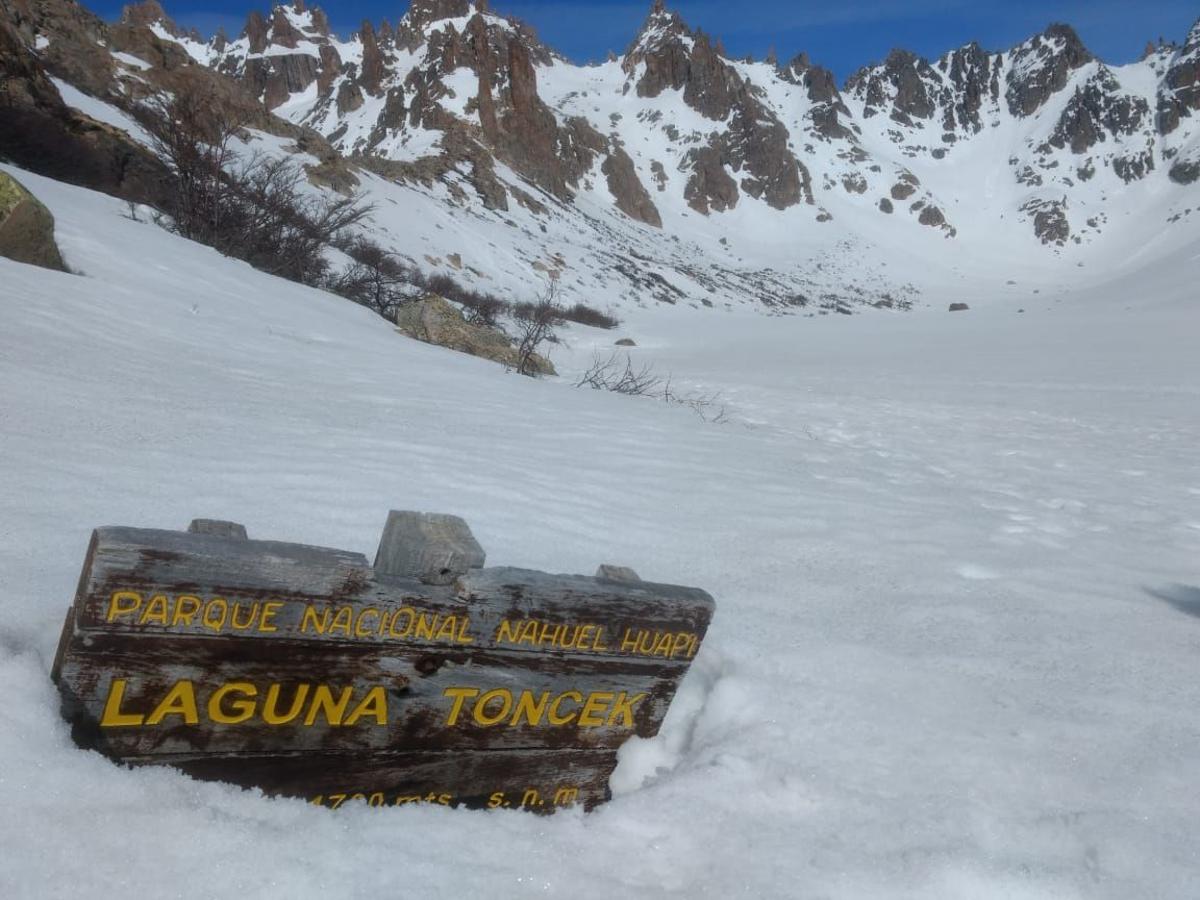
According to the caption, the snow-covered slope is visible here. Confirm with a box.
[18,0,1196,314]
[3,166,1200,898]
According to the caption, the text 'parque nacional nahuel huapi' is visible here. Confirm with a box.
[51,512,716,812]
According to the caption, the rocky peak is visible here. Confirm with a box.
[241,10,269,53]
[935,41,1001,133]
[1158,16,1200,133]
[845,49,937,124]
[782,52,852,139]
[1005,23,1094,117]
[623,0,691,64]
[119,0,180,36]
[406,0,478,29]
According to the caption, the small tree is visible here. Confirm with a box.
[514,278,564,376]
[140,84,247,243]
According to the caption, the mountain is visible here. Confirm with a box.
[4,0,1200,312]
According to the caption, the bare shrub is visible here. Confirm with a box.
[574,352,728,423]
[561,303,619,329]
[140,83,371,289]
[514,280,564,376]
[575,352,664,395]
[329,236,412,318]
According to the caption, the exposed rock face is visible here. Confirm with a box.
[1005,24,1093,117]
[683,144,738,214]
[0,7,170,206]
[1158,19,1200,133]
[602,142,662,227]
[394,294,555,375]
[781,52,852,140]
[1169,158,1200,184]
[846,50,936,124]
[0,171,67,270]
[1022,198,1070,245]
[937,42,1000,133]
[1045,68,1149,154]
[623,2,807,212]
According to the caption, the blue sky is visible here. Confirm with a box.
[96,0,1200,80]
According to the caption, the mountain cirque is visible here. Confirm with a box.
[3,0,1200,311]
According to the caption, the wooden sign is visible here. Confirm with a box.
[51,512,715,812]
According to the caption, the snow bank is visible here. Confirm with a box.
[1,166,1199,898]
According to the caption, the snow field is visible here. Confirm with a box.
[1,167,1199,898]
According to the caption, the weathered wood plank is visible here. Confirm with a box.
[71,530,715,662]
[53,523,716,810]
[54,634,683,757]
[133,749,618,812]
[187,520,248,539]
[373,510,485,584]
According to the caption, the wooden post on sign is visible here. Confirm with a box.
[50,511,715,812]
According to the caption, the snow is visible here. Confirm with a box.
[2,165,1200,898]
[48,77,155,147]
[110,50,152,71]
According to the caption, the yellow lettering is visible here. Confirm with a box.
[670,633,692,658]
[548,690,582,726]
[304,685,353,725]
[230,601,259,631]
[620,628,639,653]
[172,595,201,627]
[263,683,310,725]
[300,605,329,634]
[652,633,674,658]
[473,689,513,726]
[146,680,199,725]
[106,590,143,622]
[591,627,609,651]
[329,607,353,637]
[414,614,436,641]
[389,607,416,638]
[138,594,169,626]
[495,619,520,644]
[208,682,257,724]
[443,687,479,726]
[355,608,379,638]
[553,787,579,806]
[578,691,614,727]
[606,691,647,728]
[516,620,540,646]
[510,690,551,726]
[344,686,388,726]
[435,616,459,643]
[576,625,595,650]
[202,598,228,632]
[258,600,283,633]
[487,792,505,809]
[99,678,144,727]
[455,615,474,644]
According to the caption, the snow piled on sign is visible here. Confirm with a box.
[1,165,1199,899]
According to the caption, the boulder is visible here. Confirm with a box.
[948,303,970,312]
[615,338,636,347]
[0,172,66,271]
[395,293,556,375]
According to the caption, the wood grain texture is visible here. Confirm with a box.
[138,749,619,812]
[52,525,716,812]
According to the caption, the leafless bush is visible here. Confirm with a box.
[561,303,619,329]
[139,85,246,244]
[574,352,728,423]
[514,280,565,377]
[575,352,664,395]
[329,236,412,318]
[139,83,372,289]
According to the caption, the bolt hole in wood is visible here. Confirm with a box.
[51,512,715,813]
